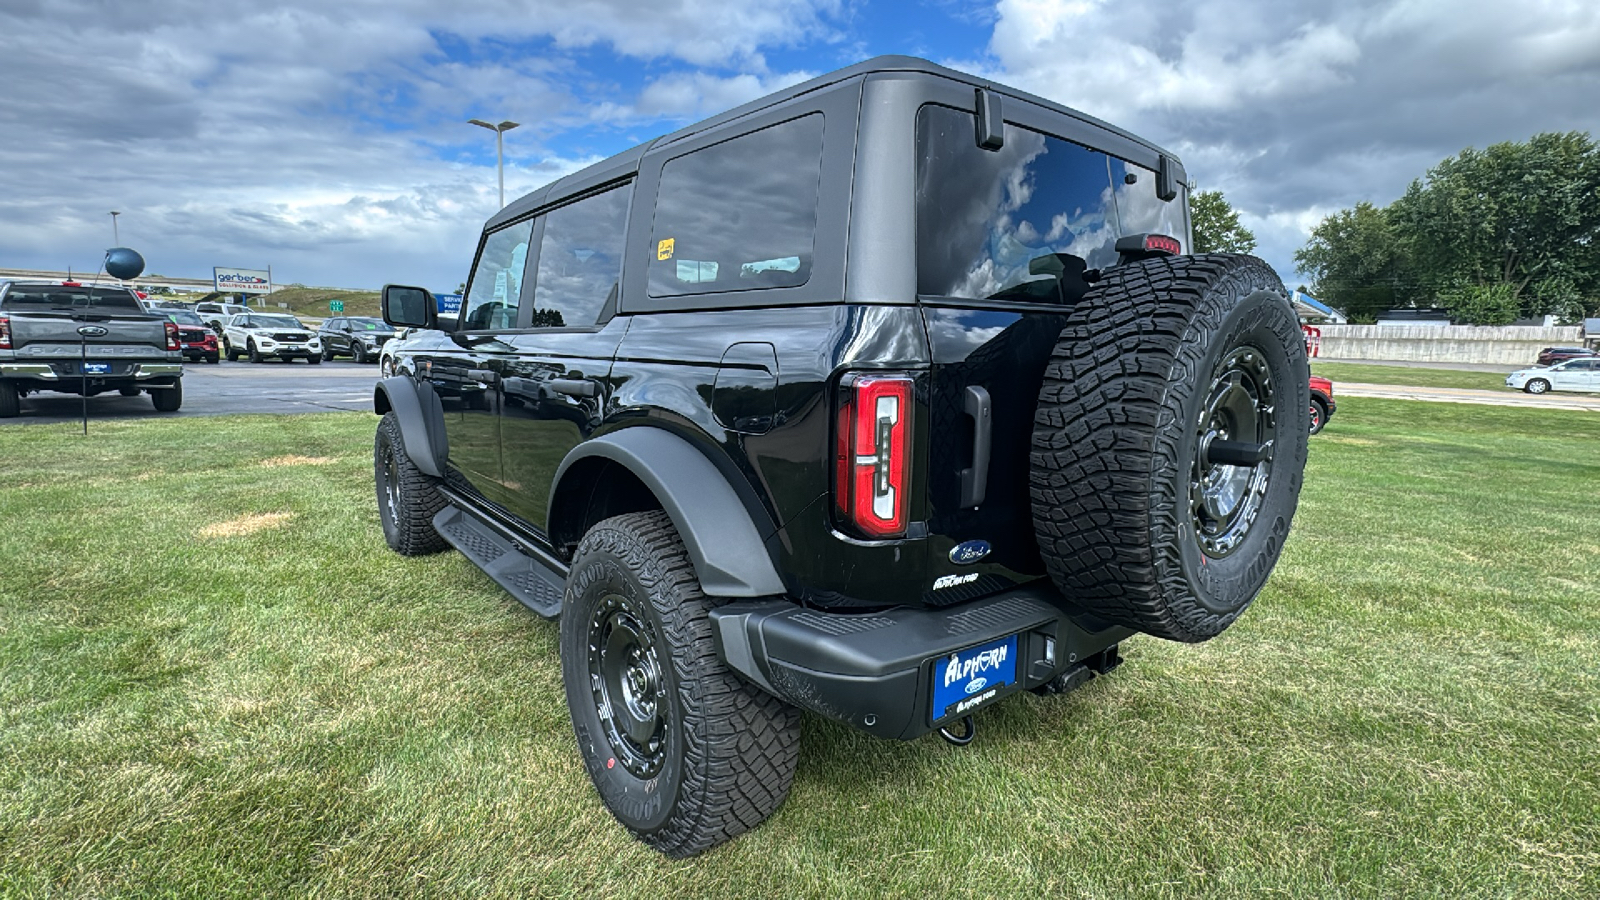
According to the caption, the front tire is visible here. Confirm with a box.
[248,341,263,364]
[353,344,368,364]
[561,511,800,858]
[1525,379,1551,395]
[307,353,322,365]
[1309,397,1329,435]
[373,412,448,555]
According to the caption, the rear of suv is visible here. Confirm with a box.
[371,57,1309,857]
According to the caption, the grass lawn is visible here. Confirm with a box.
[1310,361,1520,393]
[2,403,1597,898]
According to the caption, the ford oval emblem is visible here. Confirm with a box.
[965,677,987,694]
[77,325,109,338]
[949,540,991,565]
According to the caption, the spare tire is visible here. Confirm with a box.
[1030,254,1308,643]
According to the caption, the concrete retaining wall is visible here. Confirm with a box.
[1315,324,1584,365]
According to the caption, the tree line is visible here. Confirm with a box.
[1193,132,1600,325]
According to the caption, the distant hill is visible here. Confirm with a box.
[252,287,381,319]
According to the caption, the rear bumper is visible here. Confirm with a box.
[709,584,1133,740]
[1,362,182,382]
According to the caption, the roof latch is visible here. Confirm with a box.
[975,89,1003,151]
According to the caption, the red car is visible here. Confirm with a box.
[163,311,220,364]
[1536,346,1596,367]
[1309,376,1335,434]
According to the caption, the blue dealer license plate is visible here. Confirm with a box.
[82,362,111,375]
[932,634,1018,722]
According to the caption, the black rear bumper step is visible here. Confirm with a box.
[708,586,1133,741]
[432,504,567,618]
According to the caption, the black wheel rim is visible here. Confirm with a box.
[379,435,401,526]
[1191,346,1275,558]
[587,593,668,779]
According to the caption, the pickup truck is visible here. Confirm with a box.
[0,281,185,416]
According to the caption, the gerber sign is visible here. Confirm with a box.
[213,267,272,294]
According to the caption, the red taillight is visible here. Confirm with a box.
[0,315,10,350]
[164,321,180,351]
[833,373,912,538]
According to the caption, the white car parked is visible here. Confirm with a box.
[1506,358,1600,394]
[221,313,323,364]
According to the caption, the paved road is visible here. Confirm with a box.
[1,359,379,425]
[1338,381,1600,411]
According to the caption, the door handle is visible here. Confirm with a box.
[549,378,597,398]
[959,385,991,508]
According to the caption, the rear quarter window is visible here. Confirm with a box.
[648,114,825,297]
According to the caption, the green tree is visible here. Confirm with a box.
[1293,202,1412,323]
[1190,190,1257,253]
[1388,131,1600,321]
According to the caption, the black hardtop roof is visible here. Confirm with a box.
[485,55,1177,232]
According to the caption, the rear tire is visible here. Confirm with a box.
[151,381,182,412]
[0,380,19,418]
[561,511,800,858]
[1030,254,1309,643]
[373,412,448,555]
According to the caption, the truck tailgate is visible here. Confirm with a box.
[6,311,170,359]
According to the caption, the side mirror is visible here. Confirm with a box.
[382,284,437,330]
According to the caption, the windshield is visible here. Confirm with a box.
[167,311,205,326]
[245,314,304,329]
[1,285,143,310]
[916,104,1188,304]
[349,318,392,332]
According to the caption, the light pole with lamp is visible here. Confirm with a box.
[467,119,519,208]
[109,210,120,245]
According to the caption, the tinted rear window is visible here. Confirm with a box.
[916,104,1187,304]
[1,285,143,310]
[648,114,824,297]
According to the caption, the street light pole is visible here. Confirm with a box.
[467,119,520,208]
[109,210,120,245]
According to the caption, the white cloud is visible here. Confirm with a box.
[983,0,1600,280]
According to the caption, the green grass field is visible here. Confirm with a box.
[1310,361,1519,392]
[2,402,1597,898]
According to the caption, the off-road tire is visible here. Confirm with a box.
[373,412,448,555]
[561,511,800,858]
[0,380,19,418]
[1309,397,1329,435]
[151,381,182,412]
[1525,379,1550,395]
[1031,254,1309,643]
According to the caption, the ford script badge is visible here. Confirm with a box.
[77,325,109,338]
[948,540,991,565]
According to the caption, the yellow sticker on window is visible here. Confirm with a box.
[657,238,675,261]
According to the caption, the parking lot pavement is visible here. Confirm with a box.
[1338,382,1600,411]
[0,359,380,425]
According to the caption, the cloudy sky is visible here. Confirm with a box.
[2,0,1596,291]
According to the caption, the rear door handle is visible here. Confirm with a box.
[959,385,991,508]
[549,378,597,398]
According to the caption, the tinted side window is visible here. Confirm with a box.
[532,185,629,328]
[649,114,824,297]
[463,220,534,330]
[916,104,1186,303]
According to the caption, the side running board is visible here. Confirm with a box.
[432,505,567,618]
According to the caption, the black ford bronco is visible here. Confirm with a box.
[373,56,1308,857]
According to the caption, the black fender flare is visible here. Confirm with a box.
[373,376,448,478]
[550,428,786,598]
